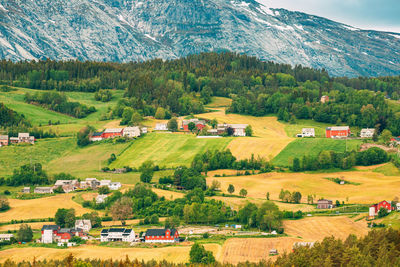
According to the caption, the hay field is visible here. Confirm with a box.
[220,237,301,264]
[198,109,293,160]
[0,244,221,264]
[1,194,94,222]
[0,222,48,232]
[152,188,185,200]
[283,216,369,241]
[207,170,400,204]
[110,133,232,168]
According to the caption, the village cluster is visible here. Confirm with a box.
[316,199,400,219]
[0,220,181,247]
[0,133,35,147]
[22,178,121,200]
[297,127,375,138]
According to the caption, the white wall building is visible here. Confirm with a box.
[302,128,315,137]
[154,123,168,131]
[41,225,59,244]
[75,220,92,233]
[360,128,375,138]
[100,180,111,187]
[0,234,14,242]
[109,182,121,190]
[123,127,141,138]
[229,124,248,137]
[96,194,108,204]
[100,228,135,242]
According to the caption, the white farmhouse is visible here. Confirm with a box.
[154,123,168,131]
[360,128,375,138]
[100,228,135,242]
[41,225,60,244]
[229,124,248,137]
[96,194,108,204]
[100,180,111,187]
[0,234,14,242]
[302,128,315,137]
[123,127,141,138]
[109,182,121,190]
[75,220,92,233]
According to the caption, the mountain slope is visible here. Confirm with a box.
[0,0,399,77]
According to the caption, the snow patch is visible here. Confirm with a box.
[255,2,274,16]
[362,52,368,55]
[0,37,13,50]
[274,10,280,16]
[343,25,358,31]
[389,34,400,39]
[273,25,293,31]
[15,44,36,60]
[144,34,158,42]
[230,1,250,7]
[294,24,304,31]
[0,3,7,12]
[253,17,272,26]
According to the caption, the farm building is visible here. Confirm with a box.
[0,135,9,146]
[21,187,30,193]
[123,127,141,138]
[141,127,148,134]
[109,182,121,190]
[0,234,14,242]
[391,137,400,145]
[369,200,392,218]
[326,126,350,138]
[18,133,35,144]
[34,187,53,194]
[89,132,103,142]
[397,203,400,211]
[144,228,179,243]
[154,123,168,131]
[75,220,92,232]
[317,199,334,209]
[217,124,249,137]
[320,95,330,103]
[54,180,79,193]
[41,225,87,244]
[100,180,111,187]
[96,194,108,204]
[182,119,206,132]
[9,137,19,144]
[297,128,315,137]
[102,128,123,139]
[360,128,375,138]
[83,178,101,189]
[100,228,135,242]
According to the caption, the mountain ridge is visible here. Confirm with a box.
[0,0,399,77]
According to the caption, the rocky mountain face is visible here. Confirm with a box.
[0,0,399,77]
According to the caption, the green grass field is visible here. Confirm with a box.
[284,120,360,138]
[373,163,400,176]
[110,133,233,169]
[272,138,363,167]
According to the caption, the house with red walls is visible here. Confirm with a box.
[369,200,392,218]
[41,225,87,244]
[144,228,179,243]
[326,126,350,138]
[182,119,206,132]
[101,128,123,139]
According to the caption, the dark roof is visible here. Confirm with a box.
[92,132,103,137]
[101,228,132,234]
[41,225,59,231]
[145,228,177,237]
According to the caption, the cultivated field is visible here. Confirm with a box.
[198,108,293,160]
[0,243,221,264]
[283,216,369,241]
[207,169,400,204]
[110,132,233,168]
[0,194,94,222]
[272,138,362,167]
[220,237,302,264]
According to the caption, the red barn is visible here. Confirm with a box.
[183,119,206,132]
[101,128,123,139]
[144,228,179,243]
[369,200,392,218]
[326,126,350,138]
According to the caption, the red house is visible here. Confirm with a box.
[144,228,179,243]
[183,119,206,132]
[101,128,123,139]
[369,200,392,218]
[326,126,350,138]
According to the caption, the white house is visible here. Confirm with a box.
[302,128,315,137]
[100,180,111,187]
[360,128,375,138]
[397,203,400,211]
[96,194,108,204]
[34,187,53,194]
[123,127,141,138]
[141,127,148,134]
[0,234,14,242]
[109,182,121,190]
[100,228,135,242]
[154,123,168,131]
[75,220,92,233]
[41,225,60,244]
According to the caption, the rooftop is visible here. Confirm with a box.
[104,128,123,133]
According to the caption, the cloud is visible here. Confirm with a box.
[257,0,400,32]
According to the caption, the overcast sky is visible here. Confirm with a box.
[258,0,400,33]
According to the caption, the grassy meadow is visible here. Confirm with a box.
[110,132,233,169]
[272,138,363,167]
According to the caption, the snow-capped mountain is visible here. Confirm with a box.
[0,0,399,77]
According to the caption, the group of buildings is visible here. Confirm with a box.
[297,127,375,139]
[39,219,180,245]
[317,199,400,219]
[89,127,148,142]
[0,133,35,147]
[24,178,121,195]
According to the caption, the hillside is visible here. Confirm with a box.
[1,0,400,76]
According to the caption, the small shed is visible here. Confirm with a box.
[269,249,278,256]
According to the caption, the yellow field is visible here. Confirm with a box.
[207,170,400,204]
[283,216,369,241]
[198,108,293,160]
[0,222,48,232]
[0,244,221,263]
[1,194,95,222]
[220,237,301,264]
[152,188,185,200]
